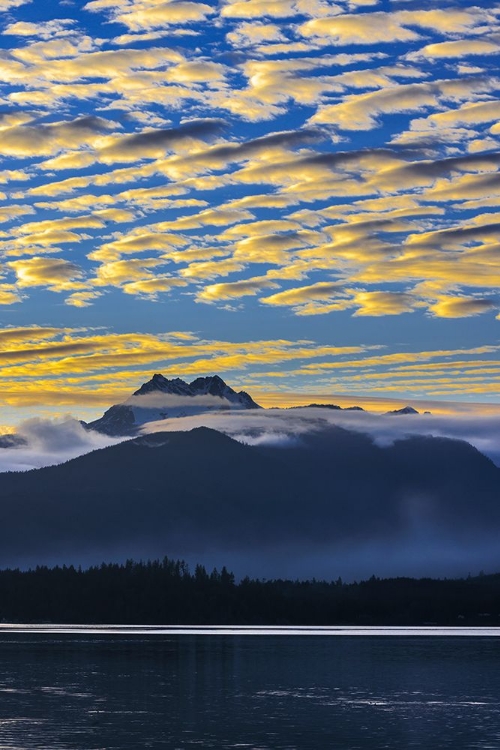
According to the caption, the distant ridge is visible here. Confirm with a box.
[289,403,365,411]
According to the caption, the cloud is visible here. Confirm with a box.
[3,19,76,38]
[0,284,21,305]
[180,258,246,280]
[232,230,319,264]
[0,0,31,8]
[8,257,84,292]
[0,115,113,158]
[221,0,334,19]
[408,39,500,61]
[90,229,188,262]
[140,406,500,467]
[85,0,216,29]
[121,276,188,298]
[197,277,279,302]
[93,257,172,288]
[226,21,286,47]
[170,128,327,176]
[0,416,122,472]
[126,392,231,408]
[0,325,392,410]
[0,327,498,415]
[352,290,417,316]
[261,285,418,317]
[1,45,184,98]
[1,116,225,171]
[0,204,44,225]
[96,118,227,163]
[301,11,421,44]
[65,290,102,307]
[405,101,500,135]
[311,77,497,130]
[0,0,499,415]
[261,281,343,306]
[300,8,498,45]
[2,403,499,479]
[429,296,497,319]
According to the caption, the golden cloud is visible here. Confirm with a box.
[0,284,21,305]
[197,277,280,302]
[0,325,497,414]
[122,276,187,297]
[3,19,76,38]
[261,280,341,306]
[65,290,103,308]
[301,8,497,45]
[351,290,417,316]
[311,77,497,130]
[8,257,84,291]
[180,258,246,280]
[429,296,497,318]
[0,0,31,9]
[226,21,286,47]
[85,0,216,29]
[409,38,500,60]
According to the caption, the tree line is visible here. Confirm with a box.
[0,558,499,625]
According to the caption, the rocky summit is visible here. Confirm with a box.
[86,374,261,436]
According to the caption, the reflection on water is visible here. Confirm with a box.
[0,630,499,749]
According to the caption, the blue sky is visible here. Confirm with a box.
[0,0,499,425]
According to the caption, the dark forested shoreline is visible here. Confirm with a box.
[1,558,499,625]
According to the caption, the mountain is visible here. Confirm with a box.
[386,405,419,416]
[0,433,27,449]
[289,403,365,411]
[87,374,261,436]
[0,425,499,579]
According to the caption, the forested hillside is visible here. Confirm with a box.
[1,558,499,626]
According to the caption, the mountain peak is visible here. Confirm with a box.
[88,373,261,436]
[133,374,192,397]
[386,405,419,416]
[133,373,261,408]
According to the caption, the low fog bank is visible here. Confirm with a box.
[142,407,500,467]
[124,393,231,409]
[180,537,500,582]
[0,417,122,472]
[4,527,500,584]
[1,405,499,473]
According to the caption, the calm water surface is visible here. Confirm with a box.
[0,627,499,749]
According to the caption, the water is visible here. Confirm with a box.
[0,627,499,749]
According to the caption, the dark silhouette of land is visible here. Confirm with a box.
[0,558,499,625]
[0,426,499,579]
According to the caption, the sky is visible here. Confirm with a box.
[0,0,499,428]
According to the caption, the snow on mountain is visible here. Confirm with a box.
[386,406,420,416]
[133,374,193,397]
[87,374,261,436]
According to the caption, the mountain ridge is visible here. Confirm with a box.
[0,424,499,579]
